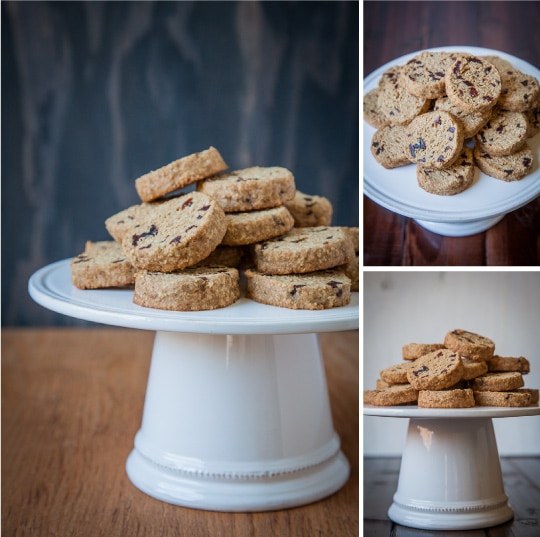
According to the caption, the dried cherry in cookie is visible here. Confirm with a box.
[406,349,465,390]
[444,329,495,361]
[399,51,453,99]
[473,142,534,182]
[475,109,528,156]
[498,71,540,112]
[370,124,411,169]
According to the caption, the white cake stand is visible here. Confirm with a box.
[363,404,540,530]
[28,259,358,511]
[363,46,540,237]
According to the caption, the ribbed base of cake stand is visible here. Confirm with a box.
[413,215,505,237]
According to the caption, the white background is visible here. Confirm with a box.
[363,271,540,456]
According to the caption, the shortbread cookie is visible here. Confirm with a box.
[244,269,351,310]
[416,146,475,196]
[341,254,359,292]
[461,357,489,380]
[376,378,392,390]
[122,192,227,272]
[518,388,539,405]
[418,388,475,408]
[445,55,501,114]
[284,191,333,227]
[135,147,228,202]
[472,372,524,392]
[380,362,412,384]
[363,88,390,129]
[498,71,540,112]
[526,101,540,137]
[481,55,514,74]
[221,206,294,246]
[405,111,464,169]
[196,166,295,213]
[133,266,240,311]
[196,245,245,268]
[473,142,534,182]
[475,109,528,156]
[370,124,411,169]
[407,349,464,390]
[487,355,530,374]
[253,226,355,275]
[402,343,446,361]
[399,51,454,99]
[444,329,495,361]
[105,202,164,243]
[474,390,531,407]
[366,384,419,406]
[433,96,492,138]
[71,242,136,290]
[377,65,430,125]
[343,227,359,253]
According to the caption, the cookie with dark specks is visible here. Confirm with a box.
[370,124,411,169]
[473,142,534,182]
[402,343,446,360]
[406,349,465,390]
[365,384,419,406]
[474,390,531,407]
[487,355,530,374]
[363,88,391,129]
[399,51,454,99]
[475,109,528,156]
[418,388,475,408]
[380,362,413,384]
[284,190,333,227]
[472,372,524,392]
[444,329,495,361]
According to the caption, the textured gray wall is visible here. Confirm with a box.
[2,1,359,326]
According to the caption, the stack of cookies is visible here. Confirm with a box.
[71,146,358,311]
[365,50,540,195]
[364,328,539,408]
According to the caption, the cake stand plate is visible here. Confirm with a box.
[29,259,358,511]
[363,46,540,237]
[364,405,540,530]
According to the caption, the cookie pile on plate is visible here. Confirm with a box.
[364,50,540,195]
[71,147,358,311]
[364,328,539,408]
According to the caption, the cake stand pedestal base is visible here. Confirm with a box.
[414,215,505,237]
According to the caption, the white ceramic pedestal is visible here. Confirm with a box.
[28,260,358,511]
[364,405,540,530]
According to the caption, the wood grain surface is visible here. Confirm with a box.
[363,1,540,266]
[1,328,359,537]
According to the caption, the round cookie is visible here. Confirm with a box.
[135,147,228,202]
[481,55,515,74]
[196,166,295,213]
[475,109,528,156]
[377,65,431,125]
[416,146,475,196]
[133,266,240,311]
[402,343,446,361]
[105,201,165,243]
[405,111,464,169]
[399,51,454,99]
[221,206,295,246]
[445,55,501,114]
[406,349,465,391]
[121,192,227,272]
[498,71,540,112]
[284,190,333,227]
[473,142,534,182]
[340,254,359,293]
[364,88,390,129]
[444,329,495,361]
[253,226,356,275]
[526,101,540,137]
[518,388,539,405]
[487,355,530,374]
[433,95,492,138]
[474,390,531,407]
[461,357,489,380]
[380,362,412,384]
[418,388,475,409]
[196,245,245,268]
[244,269,351,310]
[472,372,524,392]
[370,124,411,169]
[367,384,419,406]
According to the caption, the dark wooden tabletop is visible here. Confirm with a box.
[364,457,540,537]
[363,1,540,266]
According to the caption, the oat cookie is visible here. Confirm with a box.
[221,206,294,246]
[71,241,136,290]
[380,362,413,384]
[363,88,390,129]
[433,95,492,138]
[402,343,445,361]
[461,357,489,380]
[366,384,419,406]
[444,329,495,361]
[196,166,295,213]
[105,202,164,243]
[340,254,359,292]
[253,226,355,275]
[406,349,464,390]
[518,388,539,405]
[133,266,240,311]
[526,101,540,137]
[474,390,531,407]
[399,51,453,99]
[245,269,351,310]
[370,124,411,169]
[196,245,245,268]
[121,192,227,272]
[135,147,228,202]
[481,55,515,74]
[472,372,524,392]
[498,71,540,112]
[284,191,333,227]
[487,355,530,374]
[445,55,501,114]
[405,111,464,169]
[418,388,475,408]
[416,146,475,196]
[475,109,528,156]
[343,227,359,254]
[473,142,534,182]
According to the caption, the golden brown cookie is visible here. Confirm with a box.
[284,190,333,227]
[487,355,530,374]
[365,384,419,406]
[418,388,475,408]
[475,109,528,156]
[444,329,495,361]
[380,362,413,384]
[473,142,534,182]
[472,372,524,392]
[407,349,464,390]
[473,390,531,407]
[402,343,446,361]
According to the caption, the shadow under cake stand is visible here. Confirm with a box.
[29,259,359,512]
[363,404,540,530]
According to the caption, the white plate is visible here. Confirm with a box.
[363,46,540,236]
[363,404,540,419]
[28,259,359,335]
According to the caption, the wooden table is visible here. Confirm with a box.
[363,1,540,266]
[364,457,540,537]
[2,328,358,537]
